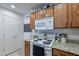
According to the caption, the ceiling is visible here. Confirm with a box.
[0,3,41,15]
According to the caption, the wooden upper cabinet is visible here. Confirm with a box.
[36,10,43,20]
[36,7,54,19]
[54,4,67,28]
[45,7,54,17]
[30,3,79,29]
[30,12,36,29]
[71,4,79,27]
[66,4,72,28]
[67,3,79,28]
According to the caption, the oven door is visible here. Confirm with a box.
[33,45,45,56]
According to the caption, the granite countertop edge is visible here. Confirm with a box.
[52,41,79,55]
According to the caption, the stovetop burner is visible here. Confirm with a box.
[34,39,43,42]
[47,40,52,42]
[43,41,51,45]
[34,40,39,42]
[33,38,53,45]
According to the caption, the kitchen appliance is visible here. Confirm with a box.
[33,45,44,56]
[31,37,55,56]
[35,17,54,30]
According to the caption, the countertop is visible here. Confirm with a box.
[53,41,79,55]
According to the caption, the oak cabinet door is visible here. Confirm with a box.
[24,41,30,56]
[36,10,43,20]
[54,4,67,28]
[25,46,30,56]
[71,4,79,27]
[45,7,54,17]
[30,13,36,29]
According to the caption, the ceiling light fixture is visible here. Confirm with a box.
[10,5,15,8]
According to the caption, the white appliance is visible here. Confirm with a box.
[35,17,54,30]
[31,37,55,56]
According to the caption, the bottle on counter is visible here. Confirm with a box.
[44,33,48,40]
[59,33,67,44]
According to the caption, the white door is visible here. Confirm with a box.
[3,15,18,55]
[0,14,4,56]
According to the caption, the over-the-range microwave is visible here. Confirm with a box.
[35,17,54,30]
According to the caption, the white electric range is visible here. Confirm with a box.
[30,37,55,56]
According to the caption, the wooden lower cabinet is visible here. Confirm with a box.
[24,41,30,56]
[53,48,78,56]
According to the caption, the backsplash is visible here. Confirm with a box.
[33,28,79,40]
[67,39,79,44]
[67,35,79,40]
[34,28,79,35]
